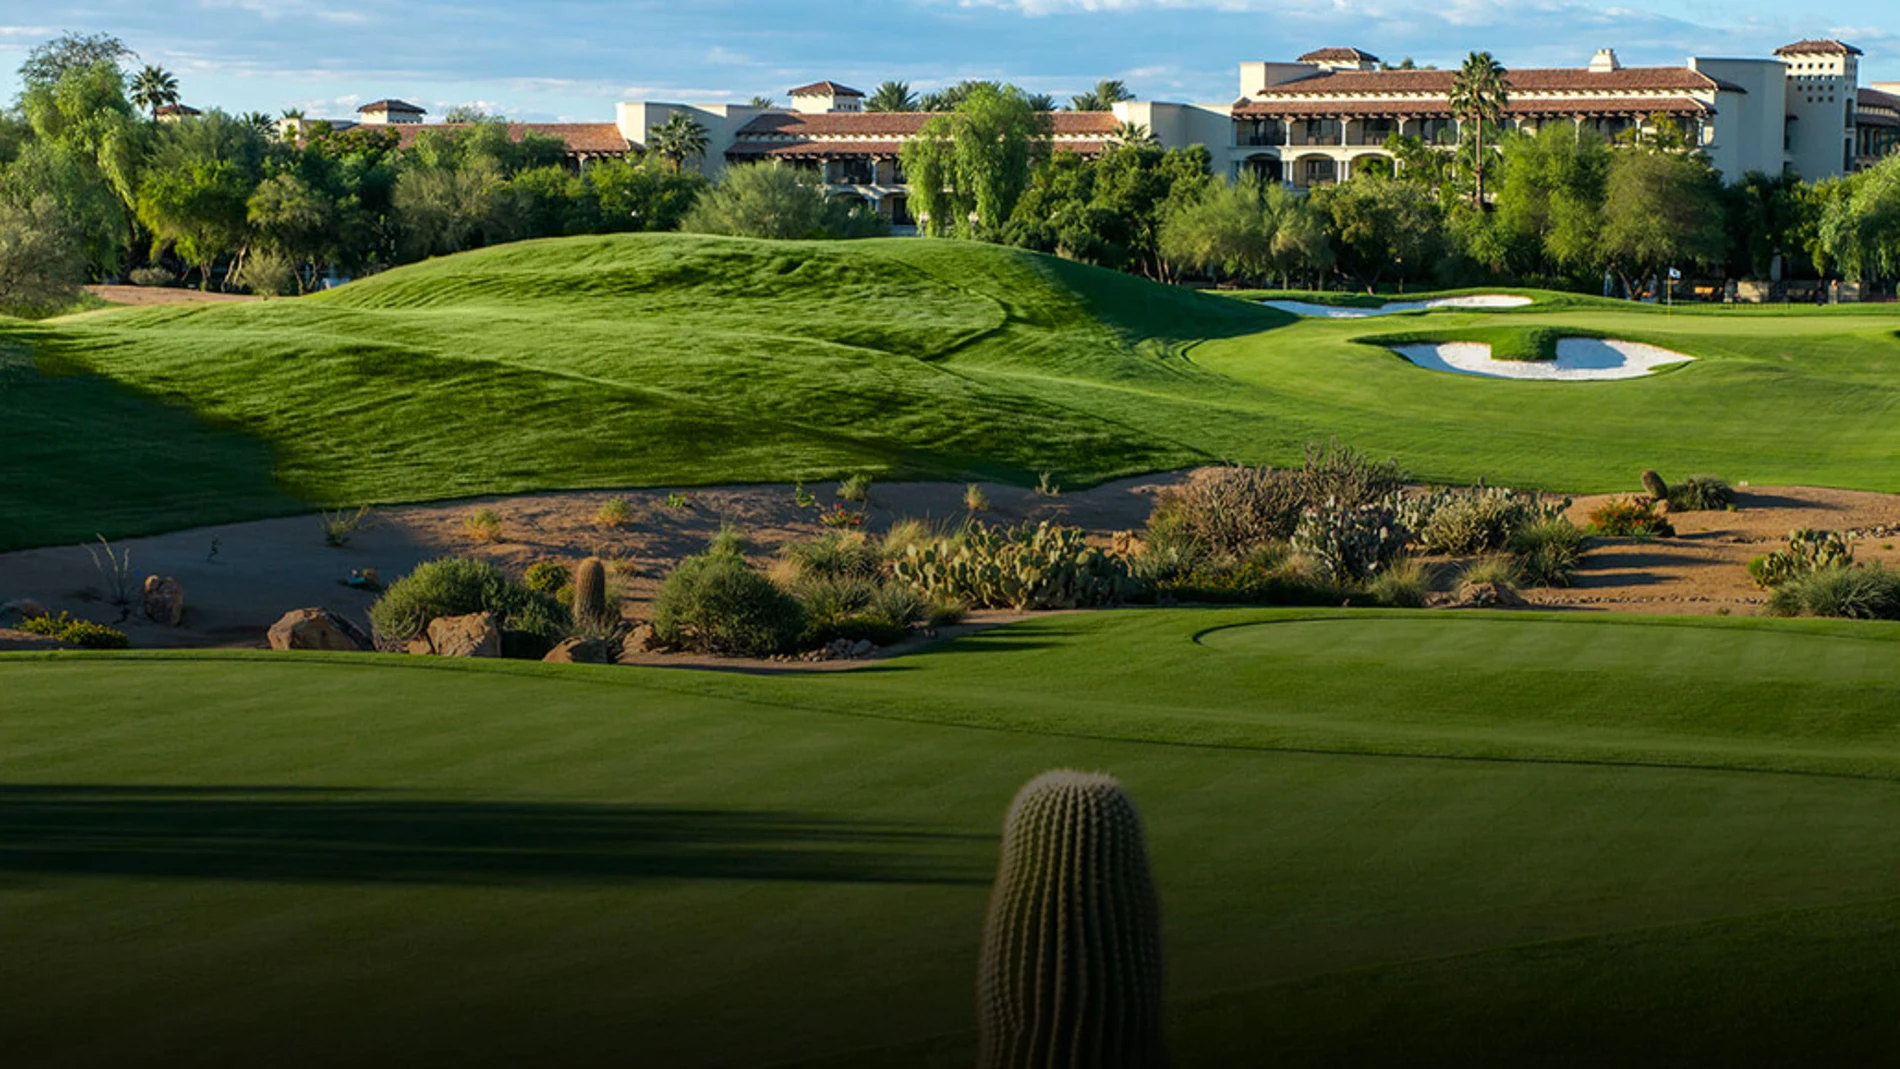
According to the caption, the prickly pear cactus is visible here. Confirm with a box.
[573,556,609,628]
[977,770,1166,1069]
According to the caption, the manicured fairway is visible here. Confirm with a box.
[6,233,1900,548]
[5,610,1900,1067]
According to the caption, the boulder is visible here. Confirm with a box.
[417,612,501,658]
[267,607,372,652]
[1456,581,1526,609]
[543,636,614,664]
[142,575,185,627]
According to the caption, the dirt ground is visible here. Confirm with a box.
[4,473,1898,656]
[82,285,260,307]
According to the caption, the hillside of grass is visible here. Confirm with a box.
[5,609,1900,1066]
[6,232,1900,548]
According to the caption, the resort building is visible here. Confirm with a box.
[304,37,1897,207]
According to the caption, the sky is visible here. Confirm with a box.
[1,1,1895,122]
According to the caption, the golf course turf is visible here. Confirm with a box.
[6,232,1900,548]
[6,609,1900,1067]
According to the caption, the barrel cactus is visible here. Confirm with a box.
[977,770,1166,1069]
[573,556,610,630]
[1640,469,1670,502]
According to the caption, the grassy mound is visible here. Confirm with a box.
[1363,324,1610,361]
[6,232,1900,548]
[4,609,1900,1066]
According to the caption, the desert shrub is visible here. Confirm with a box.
[1748,529,1853,588]
[16,611,131,649]
[320,505,373,548]
[1291,498,1409,583]
[1668,475,1734,512]
[1298,440,1407,509]
[964,483,990,512]
[129,266,175,287]
[235,248,299,296]
[651,549,807,656]
[779,531,881,582]
[1152,555,1344,606]
[790,572,879,624]
[1418,491,1528,555]
[1586,497,1674,537]
[1367,558,1432,608]
[837,474,872,503]
[1509,518,1586,587]
[865,583,926,630]
[1036,471,1061,497]
[893,521,1138,610]
[1765,565,1900,620]
[369,557,569,655]
[881,518,936,559]
[707,526,750,558]
[463,507,504,543]
[593,497,633,528]
[819,504,866,529]
[1146,466,1305,557]
[925,595,968,628]
[523,560,572,595]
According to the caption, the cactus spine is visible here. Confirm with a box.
[573,556,610,629]
[1640,469,1670,502]
[977,770,1166,1069]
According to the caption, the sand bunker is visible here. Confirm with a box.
[1264,294,1533,318]
[1392,338,1694,381]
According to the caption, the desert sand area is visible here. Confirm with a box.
[6,471,1900,655]
[81,284,261,307]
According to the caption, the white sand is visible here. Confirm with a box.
[1264,294,1534,318]
[1392,338,1695,381]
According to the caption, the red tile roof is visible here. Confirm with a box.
[789,81,864,97]
[1859,87,1900,112]
[1251,66,1725,97]
[154,103,201,116]
[734,110,1121,138]
[1774,39,1862,57]
[726,137,1115,159]
[1299,47,1381,64]
[1235,95,1714,119]
[358,99,425,114]
[382,122,634,154]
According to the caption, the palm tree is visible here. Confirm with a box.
[1448,51,1508,207]
[1025,92,1058,112]
[128,64,179,121]
[748,95,776,109]
[1070,79,1133,112]
[1112,121,1153,146]
[866,81,917,113]
[242,111,277,137]
[649,112,710,174]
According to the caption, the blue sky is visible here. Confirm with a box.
[2,1,1895,122]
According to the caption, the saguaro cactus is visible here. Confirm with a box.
[1640,469,1670,503]
[977,770,1166,1069]
[573,556,609,629]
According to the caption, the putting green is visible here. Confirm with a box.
[4,609,1899,1066]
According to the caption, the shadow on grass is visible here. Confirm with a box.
[0,785,991,886]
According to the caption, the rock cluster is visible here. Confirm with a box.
[267,608,373,651]
[404,612,500,657]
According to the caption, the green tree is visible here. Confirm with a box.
[1448,51,1508,207]
[0,194,84,314]
[1159,174,1330,287]
[648,112,710,174]
[14,60,144,275]
[19,32,133,90]
[1312,174,1447,289]
[1007,142,1209,277]
[1725,170,1802,278]
[1492,124,1610,278]
[680,163,886,240]
[127,65,179,121]
[138,158,254,289]
[1070,79,1134,112]
[917,81,1001,112]
[866,81,917,113]
[441,104,504,123]
[1600,149,1726,294]
[588,156,708,232]
[247,172,333,291]
[1812,156,1900,282]
[746,95,775,110]
[902,84,1051,239]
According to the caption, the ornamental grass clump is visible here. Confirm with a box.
[1508,517,1586,587]
[1367,557,1433,607]
[1416,488,1563,555]
[1668,474,1735,512]
[1586,498,1674,538]
[1765,565,1900,620]
[977,770,1165,1069]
